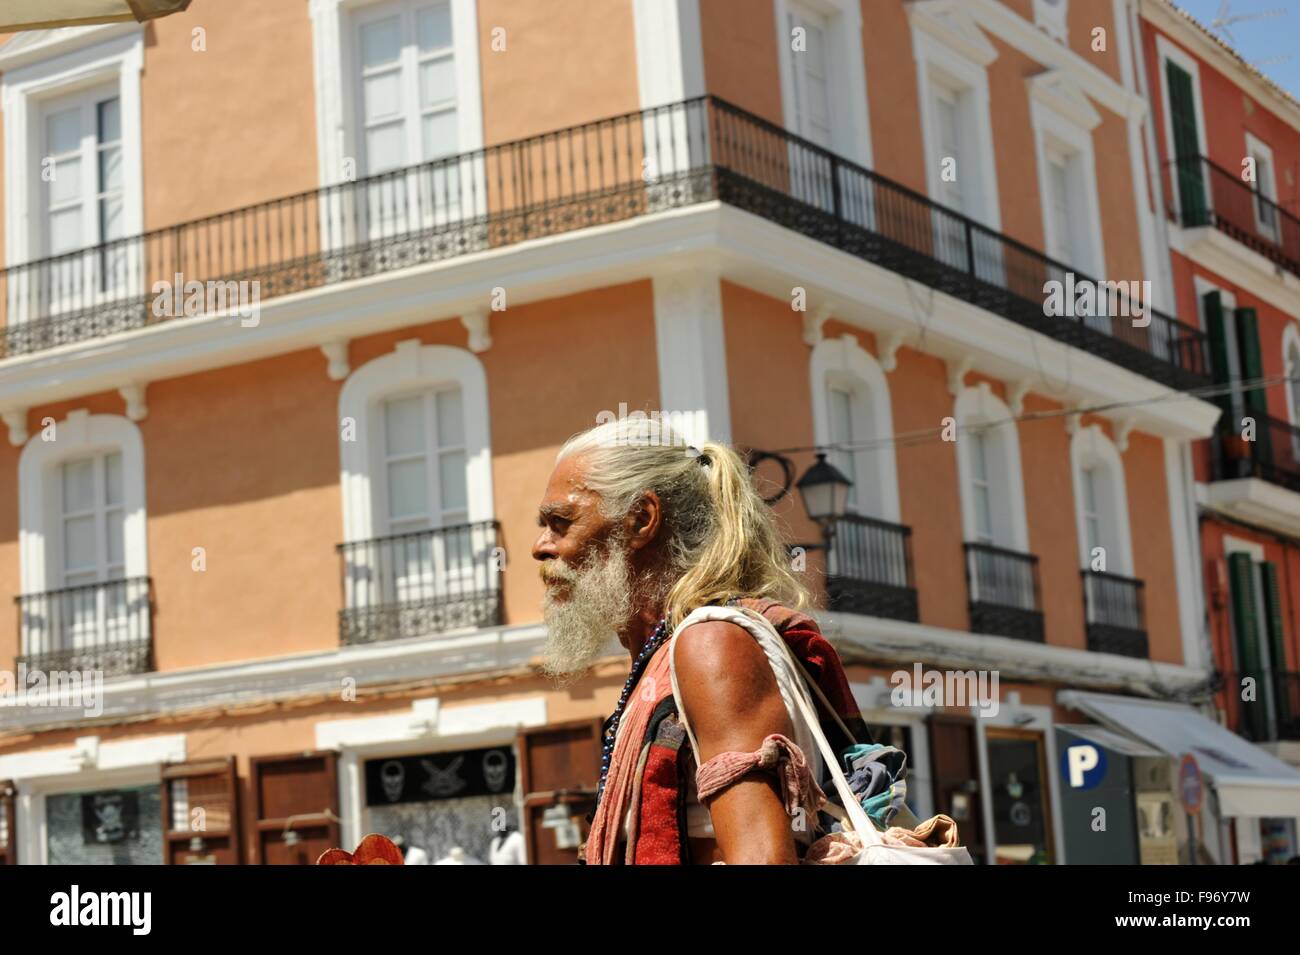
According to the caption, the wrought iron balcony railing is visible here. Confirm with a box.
[1212,411,1300,494]
[15,576,153,677]
[1165,154,1300,279]
[337,521,502,646]
[963,542,1044,642]
[1081,569,1147,658]
[1221,670,1300,743]
[0,97,1208,389]
[825,513,919,623]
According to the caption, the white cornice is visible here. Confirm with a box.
[0,620,553,734]
[1029,69,1103,131]
[967,0,1144,120]
[824,611,1209,695]
[0,23,140,74]
[1176,225,1300,316]
[1203,478,1300,540]
[1141,0,1300,134]
[0,203,1219,442]
[906,0,999,67]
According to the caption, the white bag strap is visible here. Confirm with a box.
[668,605,882,847]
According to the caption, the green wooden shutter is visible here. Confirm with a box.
[1259,561,1291,730]
[1236,307,1274,473]
[1203,291,1232,418]
[1166,61,1207,225]
[1227,552,1268,740]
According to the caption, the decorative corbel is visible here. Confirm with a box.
[1007,379,1031,416]
[321,341,350,381]
[878,330,905,372]
[1114,416,1137,453]
[1,409,28,447]
[946,355,974,395]
[461,310,492,353]
[802,302,834,347]
[119,383,148,422]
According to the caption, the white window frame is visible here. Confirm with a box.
[910,4,1001,230]
[1070,424,1133,575]
[773,0,872,169]
[808,334,901,523]
[311,0,483,189]
[57,449,126,587]
[1244,131,1280,244]
[338,339,493,543]
[377,385,468,534]
[1029,71,1105,278]
[18,411,148,597]
[1155,34,1210,225]
[1033,0,1069,44]
[0,28,144,317]
[953,384,1028,551]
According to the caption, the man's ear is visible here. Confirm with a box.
[625,490,663,551]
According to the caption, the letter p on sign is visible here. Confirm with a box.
[1067,744,1099,788]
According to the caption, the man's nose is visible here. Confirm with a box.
[531,531,553,562]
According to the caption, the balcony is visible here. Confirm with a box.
[825,513,919,622]
[1081,570,1148,658]
[963,543,1044,642]
[1221,671,1300,743]
[1166,154,1300,280]
[1212,413,1300,494]
[337,522,502,646]
[0,98,1207,390]
[15,577,152,677]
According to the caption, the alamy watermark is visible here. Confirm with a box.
[1043,273,1152,328]
[0,664,104,718]
[890,663,1000,718]
[151,273,261,328]
[593,403,698,448]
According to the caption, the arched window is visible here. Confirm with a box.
[336,339,496,643]
[1070,425,1132,575]
[338,340,493,540]
[952,384,1027,550]
[17,410,150,673]
[953,385,1037,630]
[809,334,900,522]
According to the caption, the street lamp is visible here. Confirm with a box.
[0,0,191,31]
[795,452,853,538]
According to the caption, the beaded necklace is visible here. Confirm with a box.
[594,617,668,809]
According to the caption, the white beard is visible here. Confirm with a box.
[540,543,634,684]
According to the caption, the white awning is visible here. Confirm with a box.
[1056,723,1163,758]
[1058,690,1300,818]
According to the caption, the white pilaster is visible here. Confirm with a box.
[652,270,731,447]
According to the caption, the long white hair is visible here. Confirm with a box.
[558,415,810,628]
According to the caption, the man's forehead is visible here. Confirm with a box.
[540,454,597,509]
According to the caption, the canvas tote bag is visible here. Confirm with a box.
[669,604,973,865]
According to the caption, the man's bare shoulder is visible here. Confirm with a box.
[674,620,775,700]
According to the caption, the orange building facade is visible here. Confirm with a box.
[0,0,1278,865]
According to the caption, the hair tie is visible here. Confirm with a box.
[687,445,710,467]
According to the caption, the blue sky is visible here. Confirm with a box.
[1170,0,1300,99]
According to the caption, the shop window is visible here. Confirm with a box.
[362,745,519,864]
[45,784,163,865]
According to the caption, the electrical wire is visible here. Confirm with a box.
[762,373,1294,457]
